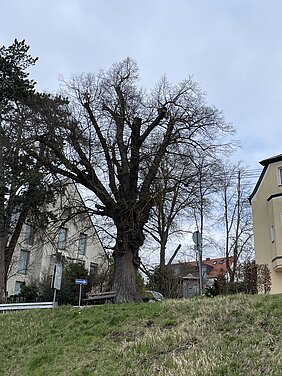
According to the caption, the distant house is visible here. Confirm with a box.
[6,181,106,297]
[169,257,233,298]
[185,257,234,281]
[249,154,282,294]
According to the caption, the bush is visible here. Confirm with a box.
[257,264,271,293]
[37,274,54,301]
[18,282,39,302]
[57,263,91,305]
[224,281,247,294]
[147,266,182,298]
[206,263,271,297]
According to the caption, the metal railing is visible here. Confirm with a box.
[0,301,56,312]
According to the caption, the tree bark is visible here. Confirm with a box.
[112,223,143,303]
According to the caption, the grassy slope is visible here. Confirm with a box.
[0,294,281,376]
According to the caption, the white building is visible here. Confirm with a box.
[6,181,106,296]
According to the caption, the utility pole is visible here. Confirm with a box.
[192,230,203,295]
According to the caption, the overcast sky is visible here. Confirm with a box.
[2,0,282,181]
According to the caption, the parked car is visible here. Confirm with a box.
[142,290,165,302]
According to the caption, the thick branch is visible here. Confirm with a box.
[129,117,141,196]
[139,107,167,144]
[83,101,118,198]
[25,139,116,213]
[141,119,175,194]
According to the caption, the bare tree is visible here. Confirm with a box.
[217,163,254,282]
[144,156,198,270]
[22,59,234,302]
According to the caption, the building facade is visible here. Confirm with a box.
[6,181,106,296]
[249,154,282,294]
[169,257,233,298]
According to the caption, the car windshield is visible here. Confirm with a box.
[150,291,164,300]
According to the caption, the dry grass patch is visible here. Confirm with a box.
[0,294,281,375]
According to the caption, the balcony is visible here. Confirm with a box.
[271,256,282,271]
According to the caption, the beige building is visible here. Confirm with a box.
[7,181,106,296]
[249,154,282,294]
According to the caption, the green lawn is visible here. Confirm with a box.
[0,294,281,376]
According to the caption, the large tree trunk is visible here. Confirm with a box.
[0,128,6,303]
[112,224,143,303]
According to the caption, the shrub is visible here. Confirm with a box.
[18,282,39,302]
[257,264,271,293]
[57,262,91,305]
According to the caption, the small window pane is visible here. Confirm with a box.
[90,262,98,276]
[78,233,87,255]
[278,168,282,185]
[14,281,24,295]
[23,224,34,245]
[17,250,30,274]
[58,228,68,250]
[270,225,275,243]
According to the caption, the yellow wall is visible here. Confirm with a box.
[251,161,282,294]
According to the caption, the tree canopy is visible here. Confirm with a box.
[19,57,235,302]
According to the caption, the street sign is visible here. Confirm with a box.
[53,264,62,290]
[192,231,202,247]
[75,279,88,307]
[52,263,62,305]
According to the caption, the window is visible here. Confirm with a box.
[58,228,68,250]
[23,224,34,245]
[78,233,87,255]
[270,225,275,243]
[278,167,282,185]
[17,250,30,274]
[14,281,24,295]
[90,262,98,276]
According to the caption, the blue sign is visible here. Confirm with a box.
[75,279,88,285]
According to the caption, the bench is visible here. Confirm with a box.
[83,291,117,305]
[0,302,56,312]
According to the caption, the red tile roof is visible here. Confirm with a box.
[187,257,234,279]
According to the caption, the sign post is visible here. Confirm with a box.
[52,263,62,306]
[75,279,88,306]
[192,230,203,295]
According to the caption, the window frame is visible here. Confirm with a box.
[78,233,87,255]
[277,167,282,185]
[58,227,68,250]
[23,224,34,246]
[14,281,24,295]
[90,262,98,276]
[270,225,275,243]
[17,249,30,275]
